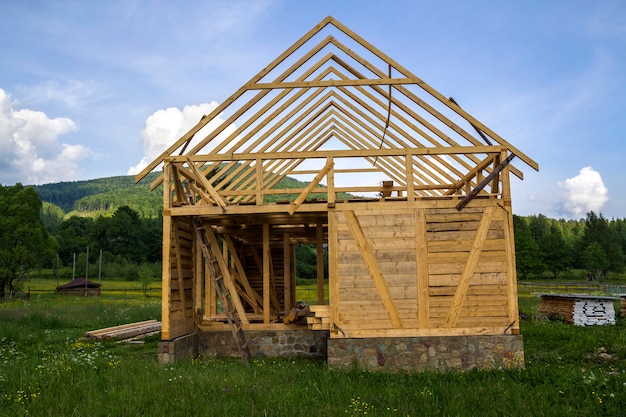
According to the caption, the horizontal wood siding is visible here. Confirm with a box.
[168,218,196,339]
[333,202,513,338]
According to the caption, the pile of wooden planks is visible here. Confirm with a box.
[306,305,330,330]
[85,319,161,342]
[283,303,310,324]
[540,294,618,326]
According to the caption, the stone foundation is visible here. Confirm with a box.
[160,331,525,372]
[327,335,525,372]
[157,332,199,364]
[198,330,329,359]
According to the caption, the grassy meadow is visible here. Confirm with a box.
[1,280,626,416]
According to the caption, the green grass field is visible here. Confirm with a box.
[1,282,626,416]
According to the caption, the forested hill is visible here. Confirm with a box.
[31,172,349,219]
[32,172,163,218]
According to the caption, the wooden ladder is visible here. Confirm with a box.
[193,220,252,365]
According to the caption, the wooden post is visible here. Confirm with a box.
[327,156,335,204]
[263,223,271,323]
[406,154,415,201]
[316,222,325,305]
[161,163,172,340]
[283,233,292,313]
[256,158,263,205]
[415,209,430,328]
[328,212,339,335]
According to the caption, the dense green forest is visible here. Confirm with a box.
[513,212,626,280]
[2,173,626,296]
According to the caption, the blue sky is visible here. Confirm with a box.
[1,0,625,219]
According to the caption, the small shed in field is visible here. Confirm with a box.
[135,16,537,371]
[56,278,101,296]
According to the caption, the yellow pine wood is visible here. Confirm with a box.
[316,222,325,305]
[344,210,403,328]
[185,157,228,207]
[263,224,271,324]
[223,235,262,314]
[415,208,430,328]
[445,206,495,327]
[283,233,292,313]
[202,226,250,325]
[328,212,339,335]
[289,159,333,214]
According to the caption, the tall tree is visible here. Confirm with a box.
[580,212,624,277]
[539,223,571,278]
[0,184,56,296]
[513,215,543,279]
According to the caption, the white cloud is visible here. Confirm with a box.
[0,88,89,185]
[128,102,237,175]
[558,166,608,218]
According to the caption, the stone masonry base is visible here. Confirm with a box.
[159,331,524,372]
[157,333,199,365]
[198,330,329,359]
[327,334,525,372]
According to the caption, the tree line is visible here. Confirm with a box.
[2,181,626,297]
[513,212,626,280]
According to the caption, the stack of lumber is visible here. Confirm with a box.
[283,304,310,324]
[306,305,330,330]
[85,320,161,341]
[540,294,618,326]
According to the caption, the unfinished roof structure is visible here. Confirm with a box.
[136,16,538,371]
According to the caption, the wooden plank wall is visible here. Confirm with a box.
[332,202,516,338]
[167,218,196,339]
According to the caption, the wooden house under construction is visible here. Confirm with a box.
[136,16,537,371]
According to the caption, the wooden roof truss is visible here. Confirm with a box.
[135,16,538,212]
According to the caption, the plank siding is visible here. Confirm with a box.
[332,202,514,337]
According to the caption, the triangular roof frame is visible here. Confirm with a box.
[135,16,538,202]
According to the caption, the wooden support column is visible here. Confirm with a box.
[327,156,335,205]
[316,222,325,305]
[263,223,271,323]
[328,212,339,335]
[161,163,172,340]
[406,155,415,201]
[256,158,263,205]
[194,234,203,318]
[415,208,430,328]
[500,150,519,333]
[283,233,292,313]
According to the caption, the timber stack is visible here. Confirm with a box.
[540,294,618,326]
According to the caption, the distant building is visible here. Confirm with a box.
[56,278,101,296]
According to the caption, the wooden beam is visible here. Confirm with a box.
[161,210,172,340]
[344,211,403,328]
[185,157,228,208]
[202,227,249,325]
[263,223,271,324]
[135,16,336,184]
[283,233,292,313]
[175,145,501,163]
[316,222,325,305]
[328,212,339,335]
[249,77,420,89]
[223,235,262,314]
[327,17,538,172]
[445,206,495,327]
[456,154,515,210]
[415,209,430,328]
[288,159,334,215]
